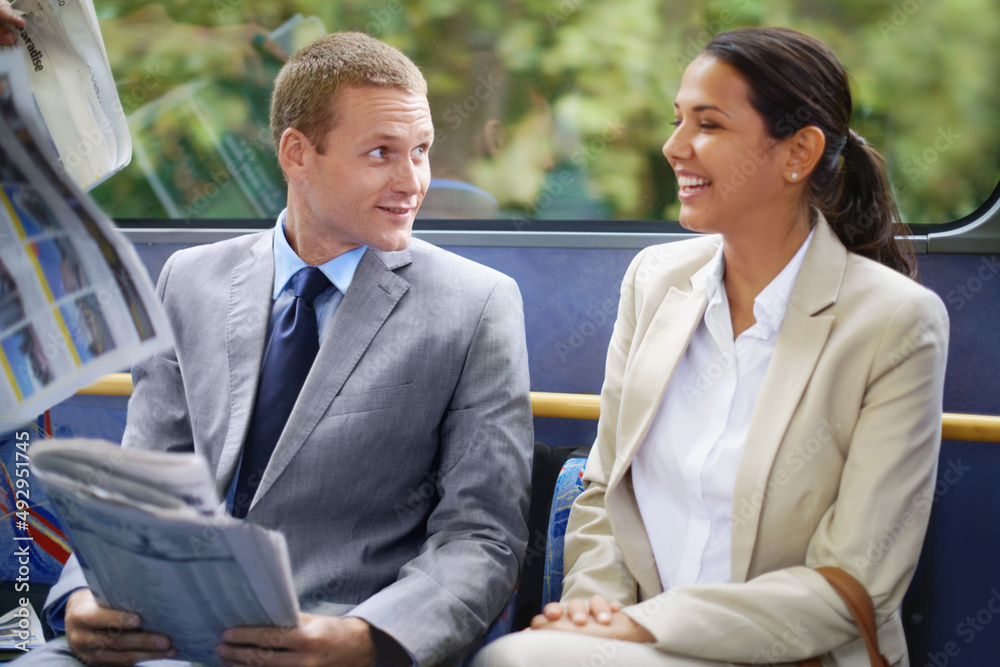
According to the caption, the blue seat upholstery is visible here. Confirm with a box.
[459,590,517,665]
[542,457,587,606]
[481,589,517,642]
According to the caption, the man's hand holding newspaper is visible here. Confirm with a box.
[65,589,176,665]
[31,439,300,666]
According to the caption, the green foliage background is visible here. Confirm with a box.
[90,0,1000,225]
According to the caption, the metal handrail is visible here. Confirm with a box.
[80,373,1000,443]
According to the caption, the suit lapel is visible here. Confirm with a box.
[730,216,846,582]
[607,277,707,597]
[610,286,707,492]
[603,247,715,596]
[217,232,274,497]
[251,247,411,508]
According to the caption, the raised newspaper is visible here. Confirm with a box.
[2,0,131,189]
[31,438,300,664]
[0,45,170,425]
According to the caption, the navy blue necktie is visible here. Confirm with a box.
[232,266,331,518]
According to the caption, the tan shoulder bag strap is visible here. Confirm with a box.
[799,566,890,667]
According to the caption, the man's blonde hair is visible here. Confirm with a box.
[270,32,427,155]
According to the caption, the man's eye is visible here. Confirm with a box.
[368,147,389,158]
[411,146,427,158]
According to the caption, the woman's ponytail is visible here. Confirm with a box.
[819,132,918,279]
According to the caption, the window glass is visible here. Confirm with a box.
[90,0,1000,226]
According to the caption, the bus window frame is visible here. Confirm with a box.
[114,176,1000,253]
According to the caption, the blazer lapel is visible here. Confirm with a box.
[611,285,707,491]
[606,274,708,597]
[730,216,845,582]
[251,247,411,508]
[216,232,274,497]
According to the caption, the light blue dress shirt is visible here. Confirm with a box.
[267,209,367,347]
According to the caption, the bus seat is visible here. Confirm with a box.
[542,456,588,607]
[481,590,517,643]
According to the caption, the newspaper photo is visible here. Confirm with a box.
[31,438,300,664]
[2,0,131,190]
[0,46,171,426]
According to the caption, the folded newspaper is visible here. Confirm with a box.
[31,439,300,664]
[2,0,130,189]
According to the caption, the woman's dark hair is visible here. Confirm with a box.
[704,27,917,279]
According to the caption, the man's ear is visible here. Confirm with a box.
[482,119,505,158]
[783,125,826,183]
[278,127,312,181]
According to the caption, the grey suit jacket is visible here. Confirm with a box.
[47,232,533,666]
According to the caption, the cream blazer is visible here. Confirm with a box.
[562,214,949,666]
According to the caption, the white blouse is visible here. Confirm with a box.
[632,229,814,589]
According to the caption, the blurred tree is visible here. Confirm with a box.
[88,0,1000,225]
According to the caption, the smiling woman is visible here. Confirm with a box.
[666,29,916,280]
[473,26,949,667]
[664,55,798,238]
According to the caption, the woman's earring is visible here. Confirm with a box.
[791,172,798,180]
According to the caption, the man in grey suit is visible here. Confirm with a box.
[20,32,532,667]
